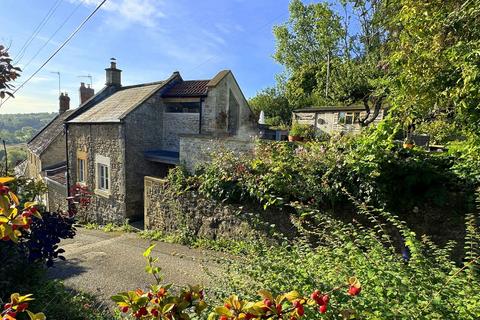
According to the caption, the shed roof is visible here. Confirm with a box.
[69,82,166,123]
[294,105,367,113]
[28,110,74,155]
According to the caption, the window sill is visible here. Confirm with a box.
[95,188,111,198]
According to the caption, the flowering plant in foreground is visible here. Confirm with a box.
[0,178,40,242]
[112,245,361,319]
[1,293,46,320]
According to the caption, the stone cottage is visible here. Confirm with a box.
[293,105,386,135]
[25,82,95,211]
[65,60,255,223]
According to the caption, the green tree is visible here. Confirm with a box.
[273,0,388,126]
[383,0,480,135]
[249,86,292,126]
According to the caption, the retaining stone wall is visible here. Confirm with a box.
[144,176,294,240]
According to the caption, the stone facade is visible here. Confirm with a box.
[67,123,127,223]
[123,91,171,219]
[162,113,200,151]
[202,72,255,136]
[179,135,255,173]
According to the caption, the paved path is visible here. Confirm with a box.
[48,228,226,308]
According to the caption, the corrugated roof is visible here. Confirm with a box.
[162,80,209,97]
[28,110,74,155]
[69,82,166,123]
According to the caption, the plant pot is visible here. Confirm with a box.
[403,142,414,149]
[288,135,303,142]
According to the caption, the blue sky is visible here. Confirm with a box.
[0,0,295,113]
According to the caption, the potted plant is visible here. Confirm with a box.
[403,137,414,149]
[288,123,313,142]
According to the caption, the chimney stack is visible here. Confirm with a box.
[105,58,121,87]
[79,82,95,105]
[59,92,70,114]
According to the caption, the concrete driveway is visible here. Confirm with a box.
[48,227,226,308]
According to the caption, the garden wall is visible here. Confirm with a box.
[45,178,68,212]
[144,176,293,240]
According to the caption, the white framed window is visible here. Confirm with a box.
[97,163,109,190]
[77,158,86,182]
[77,150,87,183]
[95,154,111,196]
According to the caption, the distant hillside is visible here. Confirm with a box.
[0,112,56,145]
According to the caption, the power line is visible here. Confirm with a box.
[14,0,64,64]
[0,0,108,108]
[22,0,85,73]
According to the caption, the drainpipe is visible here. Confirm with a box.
[65,122,71,204]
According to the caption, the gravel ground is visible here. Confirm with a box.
[48,227,227,308]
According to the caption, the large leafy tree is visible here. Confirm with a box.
[384,0,480,135]
[271,0,388,126]
[249,86,292,126]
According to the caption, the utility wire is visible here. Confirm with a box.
[0,0,108,108]
[22,0,85,73]
[14,0,64,64]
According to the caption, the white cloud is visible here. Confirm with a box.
[71,0,165,28]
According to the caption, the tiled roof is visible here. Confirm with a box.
[162,80,210,97]
[69,82,166,123]
[28,110,74,155]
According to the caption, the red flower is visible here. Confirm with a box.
[347,286,361,296]
[318,304,327,314]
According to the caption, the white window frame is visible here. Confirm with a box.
[95,154,111,197]
[77,158,86,183]
[339,111,362,125]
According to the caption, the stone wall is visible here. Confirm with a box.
[144,176,293,239]
[45,178,67,212]
[124,91,170,219]
[67,123,126,223]
[162,113,200,151]
[179,135,255,173]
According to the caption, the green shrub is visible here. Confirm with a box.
[207,202,480,319]
[289,123,315,138]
